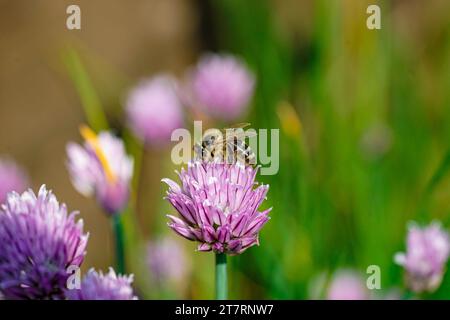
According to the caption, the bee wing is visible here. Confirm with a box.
[221,123,251,134]
[227,122,251,129]
[224,136,249,156]
[236,130,257,139]
[225,137,256,165]
[222,129,257,141]
[222,123,256,140]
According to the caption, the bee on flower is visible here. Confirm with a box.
[163,160,270,255]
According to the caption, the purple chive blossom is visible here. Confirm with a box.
[66,126,133,215]
[327,270,369,300]
[395,221,450,293]
[0,157,29,204]
[0,185,88,300]
[126,75,184,145]
[66,268,137,300]
[187,54,255,121]
[162,161,271,255]
[147,237,191,289]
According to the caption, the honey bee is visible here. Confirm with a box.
[193,123,256,166]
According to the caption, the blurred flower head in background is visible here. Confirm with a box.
[187,54,255,121]
[0,157,29,204]
[66,268,137,300]
[126,75,184,145]
[66,126,133,215]
[326,269,369,300]
[163,161,271,255]
[394,221,450,293]
[146,236,191,290]
[0,185,88,299]
[359,122,393,161]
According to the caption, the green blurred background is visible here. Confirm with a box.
[1,0,450,299]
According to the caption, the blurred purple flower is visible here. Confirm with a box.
[187,54,255,121]
[0,157,29,204]
[147,237,191,288]
[66,268,137,300]
[162,161,271,255]
[0,185,88,299]
[327,270,369,300]
[126,75,183,145]
[395,221,450,293]
[66,126,133,215]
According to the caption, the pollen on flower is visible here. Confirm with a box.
[79,124,116,183]
[66,128,133,215]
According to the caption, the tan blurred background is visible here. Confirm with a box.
[0,0,200,270]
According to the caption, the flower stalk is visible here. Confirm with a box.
[112,214,126,274]
[215,253,227,300]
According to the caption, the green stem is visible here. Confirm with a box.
[215,253,227,300]
[112,214,125,274]
[402,290,415,300]
[63,48,109,131]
